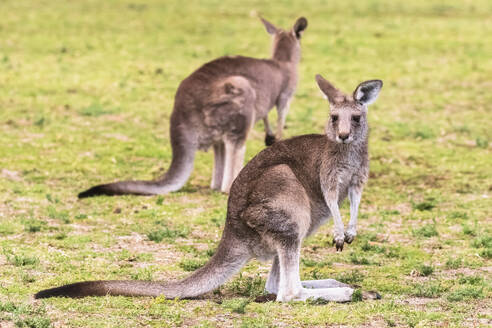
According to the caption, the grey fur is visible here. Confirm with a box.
[36,76,382,302]
[78,16,308,198]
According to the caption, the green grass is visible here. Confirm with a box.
[1,0,491,327]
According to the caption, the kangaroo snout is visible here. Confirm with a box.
[336,131,353,144]
[336,134,353,144]
[338,133,349,141]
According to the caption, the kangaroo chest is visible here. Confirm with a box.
[320,151,364,203]
[336,163,358,197]
[305,155,363,237]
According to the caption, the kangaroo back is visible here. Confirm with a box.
[78,16,308,198]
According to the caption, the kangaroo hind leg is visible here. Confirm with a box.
[275,243,303,302]
[276,244,355,303]
[213,75,255,193]
[266,258,353,293]
[269,247,362,302]
[263,117,276,146]
[221,139,246,193]
[275,94,292,140]
[211,142,225,190]
[265,256,280,294]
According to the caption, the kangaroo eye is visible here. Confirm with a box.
[352,115,361,123]
[331,115,339,122]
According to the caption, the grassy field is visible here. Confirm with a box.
[0,0,491,327]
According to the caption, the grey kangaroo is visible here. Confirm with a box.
[78,16,308,198]
[36,75,382,302]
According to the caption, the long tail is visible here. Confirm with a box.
[78,115,197,198]
[35,229,250,299]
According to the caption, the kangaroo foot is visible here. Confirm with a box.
[265,134,276,146]
[344,229,356,244]
[254,293,277,303]
[362,290,382,300]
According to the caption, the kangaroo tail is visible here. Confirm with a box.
[35,229,250,299]
[78,116,197,198]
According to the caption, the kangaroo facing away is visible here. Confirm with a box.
[36,75,383,302]
[78,17,308,198]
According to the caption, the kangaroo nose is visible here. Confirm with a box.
[339,133,349,141]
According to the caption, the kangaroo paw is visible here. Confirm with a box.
[333,236,345,251]
[344,230,356,244]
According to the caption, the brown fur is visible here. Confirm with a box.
[78,17,308,198]
[36,76,382,303]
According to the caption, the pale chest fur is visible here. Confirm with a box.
[320,145,367,203]
[337,155,364,198]
[303,148,365,238]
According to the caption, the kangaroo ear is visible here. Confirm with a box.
[293,17,308,38]
[315,74,344,104]
[353,80,383,106]
[260,17,277,35]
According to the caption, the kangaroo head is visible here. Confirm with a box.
[260,16,308,62]
[315,74,383,145]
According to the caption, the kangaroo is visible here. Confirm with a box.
[36,75,383,302]
[78,16,308,198]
